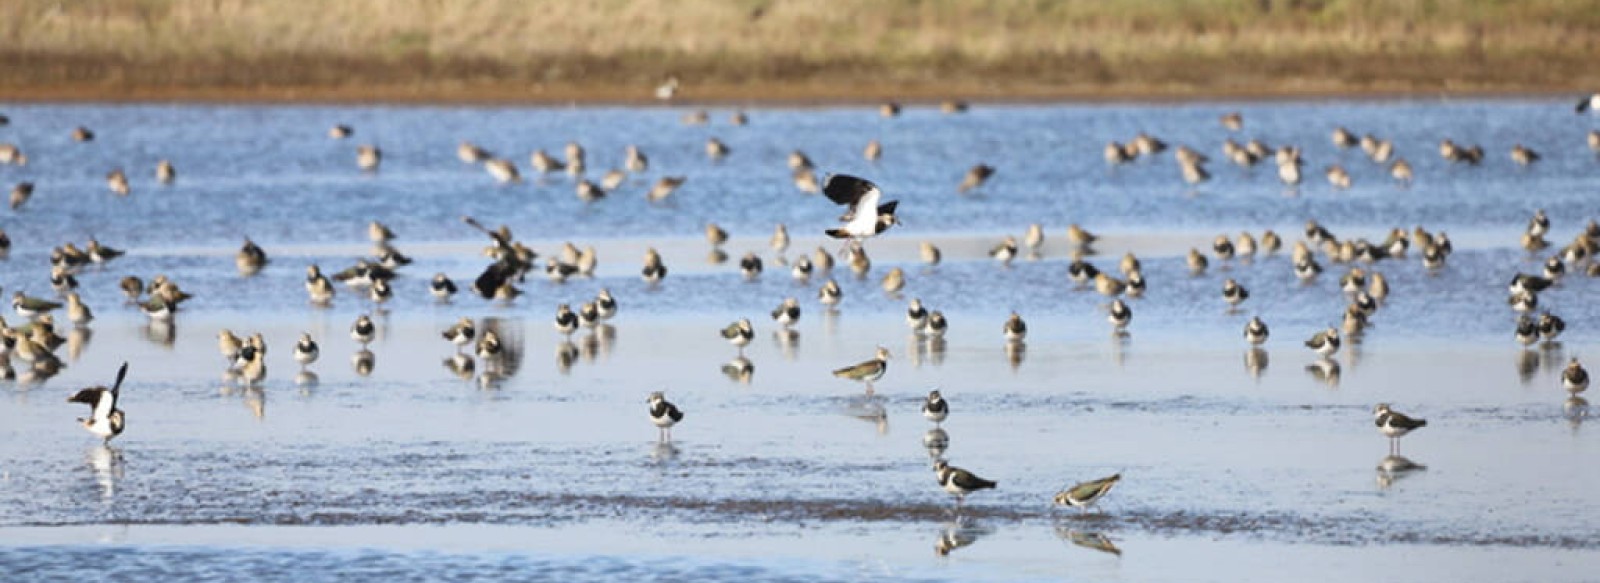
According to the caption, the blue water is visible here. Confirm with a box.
[1,99,1599,581]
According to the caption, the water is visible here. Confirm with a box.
[1,99,1598,581]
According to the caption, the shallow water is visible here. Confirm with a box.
[1,100,1598,580]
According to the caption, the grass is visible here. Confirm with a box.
[2,0,1597,101]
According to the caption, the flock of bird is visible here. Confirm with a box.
[9,92,1600,522]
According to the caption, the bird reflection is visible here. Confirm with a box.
[20,359,63,386]
[144,320,175,347]
[68,327,92,361]
[1516,349,1540,385]
[579,332,601,362]
[555,340,579,374]
[844,396,888,435]
[1375,454,1426,489]
[352,349,375,376]
[294,370,319,390]
[443,353,475,380]
[822,308,839,336]
[1054,526,1123,556]
[1306,358,1340,387]
[86,445,123,501]
[721,356,754,384]
[934,522,992,556]
[926,337,948,366]
[650,439,681,463]
[477,370,505,390]
[1564,396,1590,431]
[244,387,266,419]
[923,427,950,460]
[1005,340,1026,370]
[1244,348,1268,379]
[772,329,799,360]
[707,249,728,265]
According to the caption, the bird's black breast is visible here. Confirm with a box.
[652,402,683,422]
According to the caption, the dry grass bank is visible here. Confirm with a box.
[2,0,1597,102]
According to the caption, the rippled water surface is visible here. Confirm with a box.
[1,99,1598,581]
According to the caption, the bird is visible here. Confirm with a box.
[1066,224,1099,249]
[89,238,127,264]
[864,140,883,162]
[13,292,61,318]
[485,159,521,183]
[1510,274,1554,296]
[1108,299,1132,331]
[368,278,392,304]
[235,238,268,274]
[833,347,890,392]
[1538,312,1566,342]
[457,141,491,163]
[1054,473,1121,514]
[9,181,32,210]
[818,279,842,308]
[922,390,948,426]
[156,159,176,184]
[648,391,684,442]
[1068,260,1101,286]
[564,142,586,176]
[920,242,942,265]
[880,102,902,117]
[1563,358,1589,393]
[720,318,754,354]
[530,149,564,173]
[881,267,905,294]
[705,137,729,160]
[1244,316,1269,345]
[821,174,899,248]
[68,362,129,444]
[328,124,352,139]
[1093,273,1126,297]
[989,236,1018,265]
[704,223,728,247]
[217,330,242,364]
[554,304,579,337]
[655,76,680,101]
[596,289,618,320]
[1390,159,1414,184]
[476,329,501,361]
[305,265,336,304]
[1305,327,1341,357]
[771,224,790,257]
[958,164,995,193]
[430,273,458,301]
[1576,92,1600,113]
[1221,278,1249,307]
[65,292,92,326]
[293,333,319,369]
[1187,249,1209,275]
[771,297,801,328]
[647,176,684,202]
[907,298,928,332]
[791,256,814,282]
[106,169,130,196]
[739,253,763,280]
[641,248,668,284]
[1003,312,1027,342]
[1220,111,1243,131]
[442,317,476,352]
[1511,144,1541,166]
[1373,403,1427,455]
[922,312,949,338]
[350,314,375,345]
[1213,235,1235,261]
[356,145,381,171]
[934,460,997,507]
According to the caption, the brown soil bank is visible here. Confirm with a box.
[2,0,1598,103]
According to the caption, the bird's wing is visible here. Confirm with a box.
[950,469,996,490]
[832,360,880,378]
[1068,474,1119,500]
[822,174,879,206]
[876,200,899,215]
[109,362,128,410]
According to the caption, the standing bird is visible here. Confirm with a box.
[821,174,899,248]
[1054,473,1122,514]
[933,460,997,507]
[705,137,729,160]
[720,318,754,354]
[1563,358,1588,393]
[833,347,890,393]
[106,169,130,196]
[9,181,32,210]
[65,292,93,326]
[356,145,381,171]
[1108,299,1132,331]
[771,297,801,328]
[442,317,476,352]
[818,279,842,308]
[989,236,1018,265]
[864,139,883,162]
[67,362,130,444]
[1244,316,1269,345]
[596,288,618,320]
[958,164,995,193]
[1305,327,1341,357]
[350,314,375,346]
[922,390,949,425]
[430,273,458,301]
[156,160,176,184]
[1222,278,1250,307]
[739,253,763,280]
[554,304,579,337]
[647,176,684,202]
[293,333,319,369]
[906,298,929,332]
[1373,403,1427,454]
[236,238,268,274]
[1003,312,1027,342]
[920,242,942,265]
[648,391,684,442]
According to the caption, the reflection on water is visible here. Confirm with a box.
[1055,526,1123,556]
[143,321,175,348]
[934,521,992,556]
[1564,396,1590,431]
[294,370,319,390]
[843,396,888,436]
[85,445,122,501]
[1517,349,1540,385]
[1376,454,1427,489]
[67,328,92,361]
[1244,348,1268,380]
[351,349,375,376]
[1005,340,1025,371]
[923,428,950,461]
[443,354,475,380]
[772,329,799,361]
[720,357,753,385]
[1306,358,1341,388]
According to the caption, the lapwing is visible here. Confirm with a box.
[1373,403,1427,455]
[554,304,579,337]
[368,278,392,304]
[430,273,458,301]
[1054,473,1121,514]
[596,289,618,320]
[442,317,475,352]
[1213,235,1235,261]
[907,298,929,332]
[934,460,997,507]
[68,362,129,444]
[1306,327,1341,357]
[922,390,948,426]
[294,333,319,369]
[740,253,763,280]
[14,292,61,318]
[1244,316,1269,345]
[648,391,685,442]
[1108,299,1132,331]
[720,318,754,354]
[1564,358,1589,393]
[771,298,801,328]
[833,347,890,392]
[1003,312,1026,342]
[578,302,600,328]
[476,329,501,361]
[1068,260,1101,286]
[1509,291,1538,313]
[1509,274,1554,296]
[350,314,375,346]
[821,174,899,249]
